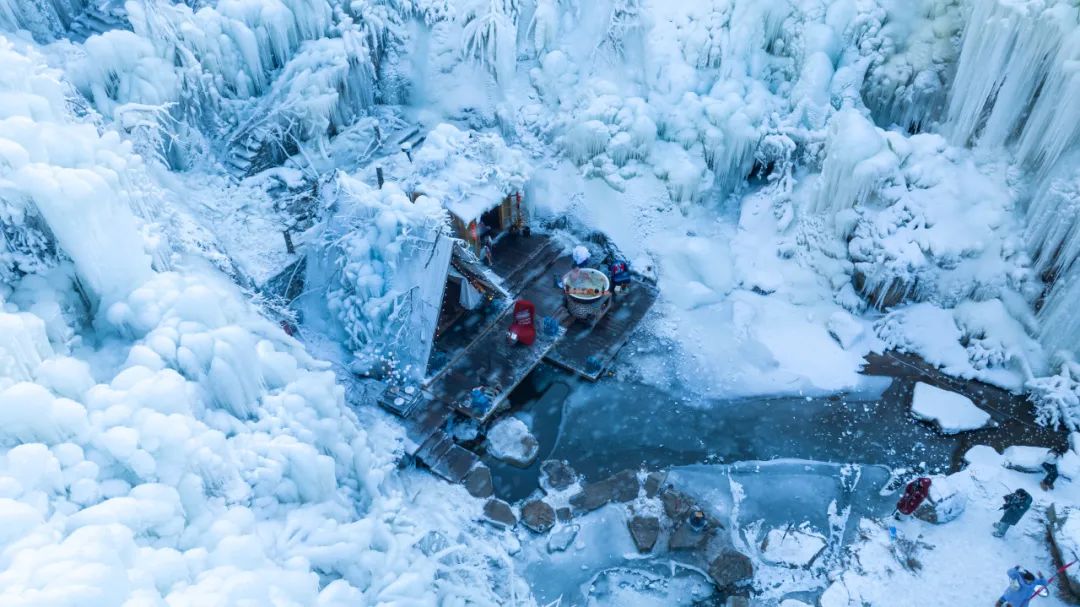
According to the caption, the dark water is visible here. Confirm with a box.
[485,352,1066,502]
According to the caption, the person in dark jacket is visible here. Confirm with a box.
[1041,448,1063,491]
[995,566,1048,606]
[994,489,1033,538]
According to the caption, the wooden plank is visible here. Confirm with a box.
[545,276,658,380]
[426,305,565,421]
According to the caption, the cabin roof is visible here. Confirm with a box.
[444,184,504,224]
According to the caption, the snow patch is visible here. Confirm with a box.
[910,382,991,434]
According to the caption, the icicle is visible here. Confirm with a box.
[0,312,54,385]
[1039,265,1080,356]
[1026,153,1080,276]
[1015,27,1080,173]
[808,110,897,217]
[946,0,1078,153]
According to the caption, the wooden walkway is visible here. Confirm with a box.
[426,304,565,422]
[546,275,659,380]
[395,231,657,486]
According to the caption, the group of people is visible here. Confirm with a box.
[892,448,1067,606]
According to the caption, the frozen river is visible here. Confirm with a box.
[484,352,1065,502]
[490,352,1065,605]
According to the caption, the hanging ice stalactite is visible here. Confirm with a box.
[1026,153,1080,278]
[807,109,898,219]
[946,0,1079,159]
[1014,26,1080,174]
[1039,264,1080,357]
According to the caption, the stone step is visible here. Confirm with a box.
[414,430,480,483]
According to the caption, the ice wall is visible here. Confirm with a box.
[313,175,451,378]
[946,0,1080,173]
[0,37,152,305]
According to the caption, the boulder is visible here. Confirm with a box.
[556,507,572,522]
[486,418,539,467]
[707,549,754,591]
[628,515,660,553]
[521,500,556,534]
[1003,446,1051,472]
[669,520,709,550]
[483,498,516,528]
[569,470,640,513]
[661,489,693,519]
[463,465,494,498]
[547,524,579,553]
[644,470,666,498]
[913,475,965,524]
[910,382,991,434]
[607,470,641,502]
[540,460,577,492]
[827,311,863,350]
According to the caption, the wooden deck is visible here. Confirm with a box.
[426,304,565,421]
[379,230,658,490]
[422,231,656,413]
[546,275,659,380]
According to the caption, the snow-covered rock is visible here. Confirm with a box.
[826,311,864,350]
[913,475,966,524]
[964,444,1002,467]
[1003,446,1052,473]
[486,418,540,467]
[910,382,991,434]
[760,525,826,568]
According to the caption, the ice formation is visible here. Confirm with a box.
[947,0,1080,174]
[5,0,1080,602]
[311,175,452,379]
[0,28,527,606]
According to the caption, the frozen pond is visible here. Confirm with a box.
[487,351,1064,604]
[519,461,893,606]
[484,353,1065,502]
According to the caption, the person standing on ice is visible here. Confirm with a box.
[995,566,1048,607]
[894,477,932,520]
[1041,448,1063,491]
[994,489,1033,538]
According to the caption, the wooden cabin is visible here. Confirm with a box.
[445,190,528,255]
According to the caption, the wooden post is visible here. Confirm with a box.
[283,230,295,254]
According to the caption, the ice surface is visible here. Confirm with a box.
[910,382,991,434]
[761,526,827,568]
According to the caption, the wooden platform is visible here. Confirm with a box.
[424,231,656,417]
[546,275,659,380]
[512,250,660,381]
[490,232,563,294]
[414,430,480,482]
[426,304,565,421]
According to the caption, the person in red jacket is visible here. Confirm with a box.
[895,477,932,520]
[507,299,536,346]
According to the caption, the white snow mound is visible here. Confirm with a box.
[486,418,539,467]
[911,382,991,434]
